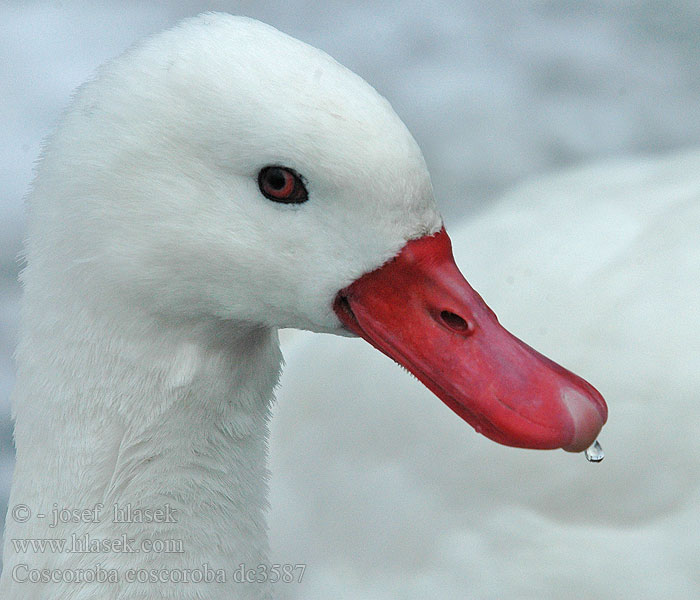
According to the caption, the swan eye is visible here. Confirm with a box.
[258,166,308,204]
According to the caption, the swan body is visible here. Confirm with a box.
[1,13,607,599]
[271,149,700,598]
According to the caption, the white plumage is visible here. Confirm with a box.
[1,14,440,600]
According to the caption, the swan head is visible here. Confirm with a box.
[33,14,438,334]
[29,13,606,451]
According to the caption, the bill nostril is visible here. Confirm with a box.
[439,310,472,334]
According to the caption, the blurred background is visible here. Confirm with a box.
[2,1,699,597]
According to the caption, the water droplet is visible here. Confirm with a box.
[584,440,604,463]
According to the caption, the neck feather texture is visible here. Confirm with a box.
[1,279,282,600]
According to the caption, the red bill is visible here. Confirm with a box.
[334,227,607,452]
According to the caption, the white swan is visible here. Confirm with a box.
[271,149,700,598]
[1,14,606,599]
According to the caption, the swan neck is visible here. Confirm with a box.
[2,296,282,599]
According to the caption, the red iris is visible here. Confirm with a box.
[258,166,308,204]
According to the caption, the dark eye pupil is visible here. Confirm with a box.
[267,170,286,190]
